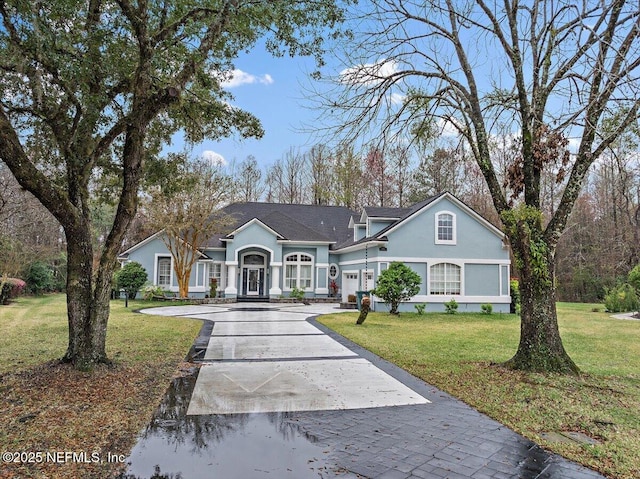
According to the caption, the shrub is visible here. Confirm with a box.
[414,303,426,315]
[209,278,218,298]
[481,303,493,315]
[141,284,164,300]
[444,298,458,314]
[372,262,421,315]
[25,261,55,295]
[604,283,639,313]
[114,262,148,299]
[0,277,26,305]
[510,278,521,314]
[290,287,305,300]
[629,264,640,294]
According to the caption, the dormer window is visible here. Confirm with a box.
[435,212,456,245]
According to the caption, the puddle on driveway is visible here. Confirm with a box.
[117,367,348,479]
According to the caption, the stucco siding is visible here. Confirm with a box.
[383,198,508,260]
[465,264,500,296]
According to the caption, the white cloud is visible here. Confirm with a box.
[438,117,462,137]
[389,92,406,105]
[339,59,399,86]
[220,69,274,88]
[201,150,227,167]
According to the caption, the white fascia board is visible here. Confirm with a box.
[331,240,386,254]
[228,218,284,239]
[277,240,334,245]
[118,230,165,257]
[379,192,505,240]
[338,257,511,266]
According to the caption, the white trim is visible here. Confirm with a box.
[270,261,283,267]
[500,264,511,296]
[277,240,334,245]
[234,244,275,263]
[283,252,315,292]
[376,295,511,304]
[378,192,505,240]
[435,211,457,245]
[316,266,328,295]
[225,261,239,266]
[195,262,206,288]
[333,240,386,254]
[338,257,511,266]
[428,261,463,296]
[229,218,284,239]
[378,262,389,274]
[154,254,173,288]
[120,230,165,257]
[328,263,340,279]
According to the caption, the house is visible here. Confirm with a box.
[118,192,511,312]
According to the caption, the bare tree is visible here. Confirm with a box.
[235,155,265,203]
[147,159,235,298]
[320,0,640,373]
[307,144,334,205]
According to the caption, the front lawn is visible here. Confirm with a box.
[318,303,640,479]
[0,294,201,479]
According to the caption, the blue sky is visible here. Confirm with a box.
[189,46,328,170]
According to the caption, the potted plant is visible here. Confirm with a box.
[329,279,339,297]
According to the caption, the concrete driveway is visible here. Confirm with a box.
[139,302,429,415]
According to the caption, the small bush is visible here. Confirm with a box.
[414,304,426,315]
[142,284,164,300]
[444,298,458,314]
[510,278,521,314]
[290,287,305,300]
[25,261,54,295]
[0,277,26,304]
[604,283,639,313]
[115,262,148,299]
[481,303,493,315]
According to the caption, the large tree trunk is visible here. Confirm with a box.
[62,226,109,369]
[503,210,579,374]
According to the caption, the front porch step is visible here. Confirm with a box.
[237,296,271,303]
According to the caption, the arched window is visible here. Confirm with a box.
[284,253,314,290]
[435,211,456,244]
[430,263,461,295]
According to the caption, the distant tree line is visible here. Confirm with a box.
[2,129,638,303]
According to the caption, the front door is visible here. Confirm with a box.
[247,267,260,296]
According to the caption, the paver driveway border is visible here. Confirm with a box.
[129,303,607,479]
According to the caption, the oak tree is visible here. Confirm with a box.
[323,0,640,373]
[0,0,348,368]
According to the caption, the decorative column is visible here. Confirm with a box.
[225,263,238,296]
[269,263,282,297]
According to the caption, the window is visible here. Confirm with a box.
[435,212,456,244]
[430,263,461,295]
[284,253,314,290]
[329,264,339,279]
[209,263,223,288]
[157,257,171,287]
[361,270,374,290]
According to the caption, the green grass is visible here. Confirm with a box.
[0,294,199,373]
[318,303,640,479]
[0,294,201,479]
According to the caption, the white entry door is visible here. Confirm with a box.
[342,272,359,302]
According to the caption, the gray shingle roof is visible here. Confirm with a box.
[204,202,359,248]
[201,195,444,251]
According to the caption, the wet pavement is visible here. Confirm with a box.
[118,303,606,479]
